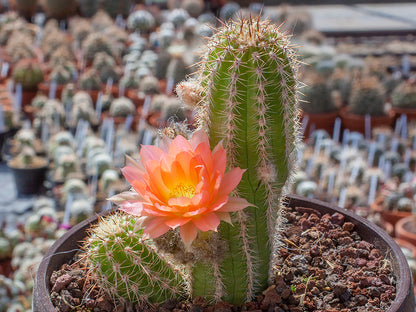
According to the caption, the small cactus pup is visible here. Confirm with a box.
[191,17,300,303]
[84,212,189,304]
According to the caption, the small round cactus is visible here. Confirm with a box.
[100,169,120,193]
[82,33,114,63]
[127,10,156,34]
[300,74,335,114]
[31,94,49,110]
[120,72,140,91]
[219,2,240,21]
[139,75,160,95]
[349,76,386,116]
[12,59,44,91]
[79,69,102,91]
[91,152,112,176]
[391,79,416,109]
[84,212,188,304]
[182,0,204,18]
[49,65,72,85]
[168,8,190,28]
[109,97,135,118]
[70,199,94,225]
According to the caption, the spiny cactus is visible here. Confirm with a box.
[82,33,114,63]
[120,71,140,90]
[166,53,188,86]
[12,59,44,91]
[182,0,204,18]
[127,10,156,34]
[155,51,172,80]
[102,0,131,18]
[300,73,335,114]
[79,69,102,91]
[391,79,416,109]
[49,65,72,85]
[349,76,386,116]
[190,17,299,303]
[84,212,188,304]
[139,75,159,95]
[78,0,100,17]
[109,97,135,118]
[219,2,240,21]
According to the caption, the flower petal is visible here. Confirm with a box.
[140,145,164,164]
[217,168,245,198]
[169,135,193,157]
[219,197,253,212]
[125,155,145,172]
[179,222,198,248]
[164,217,192,229]
[190,129,209,149]
[216,212,232,224]
[119,201,144,217]
[143,218,171,239]
[168,196,193,208]
[192,213,220,232]
[108,190,143,205]
[121,166,145,186]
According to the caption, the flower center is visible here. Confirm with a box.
[170,183,195,199]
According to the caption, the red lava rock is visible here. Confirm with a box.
[51,274,73,293]
[295,207,322,217]
[330,213,345,226]
[356,258,367,267]
[368,249,382,260]
[342,222,355,232]
[300,218,311,230]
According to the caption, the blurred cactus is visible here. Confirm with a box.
[12,59,44,91]
[349,76,386,116]
[127,10,156,34]
[300,74,335,114]
[109,97,135,118]
[79,69,102,91]
[41,0,77,19]
[391,79,416,109]
[219,2,240,21]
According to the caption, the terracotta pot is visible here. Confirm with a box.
[300,110,338,139]
[391,107,416,123]
[396,216,416,247]
[372,197,412,226]
[340,107,393,134]
[0,258,12,277]
[21,89,38,108]
[100,111,141,131]
[38,82,65,100]
[126,89,144,108]
[33,194,415,312]
[82,89,101,104]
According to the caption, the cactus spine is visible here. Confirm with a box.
[85,212,188,304]
[193,18,299,304]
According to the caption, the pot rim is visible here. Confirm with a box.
[33,194,414,311]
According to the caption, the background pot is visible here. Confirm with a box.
[391,107,416,123]
[9,165,47,196]
[300,110,338,139]
[396,216,416,247]
[33,194,415,312]
[340,108,393,134]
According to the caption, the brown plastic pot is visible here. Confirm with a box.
[340,107,393,134]
[396,216,416,247]
[391,107,416,123]
[300,110,338,139]
[371,197,412,226]
[32,194,415,311]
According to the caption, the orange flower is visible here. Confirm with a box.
[111,130,252,246]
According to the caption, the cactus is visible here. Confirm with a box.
[92,52,121,83]
[139,75,160,95]
[328,68,351,106]
[102,0,131,18]
[161,98,188,123]
[79,69,102,91]
[41,0,77,18]
[78,0,100,17]
[349,76,386,116]
[69,92,97,126]
[82,33,114,63]
[219,2,240,21]
[182,0,204,18]
[84,212,188,304]
[120,71,140,90]
[168,9,190,28]
[61,83,76,105]
[12,59,44,91]
[109,97,135,118]
[90,152,112,176]
[127,10,156,34]
[166,54,188,86]
[300,74,335,114]
[49,65,72,85]
[70,199,94,224]
[85,17,299,307]
[185,17,299,304]
[391,79,416,109]
[100,169,119,193]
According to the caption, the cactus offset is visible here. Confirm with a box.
[192,18,299,303]
[84,212,188,304]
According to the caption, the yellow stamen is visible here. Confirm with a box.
[170,184,195,199]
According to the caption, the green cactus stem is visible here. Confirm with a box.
[193,18,299,304]
[84,212,188,304]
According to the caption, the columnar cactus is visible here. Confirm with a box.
[84,213,188,304]
[191,17,299,304]
[86,17,299,307]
